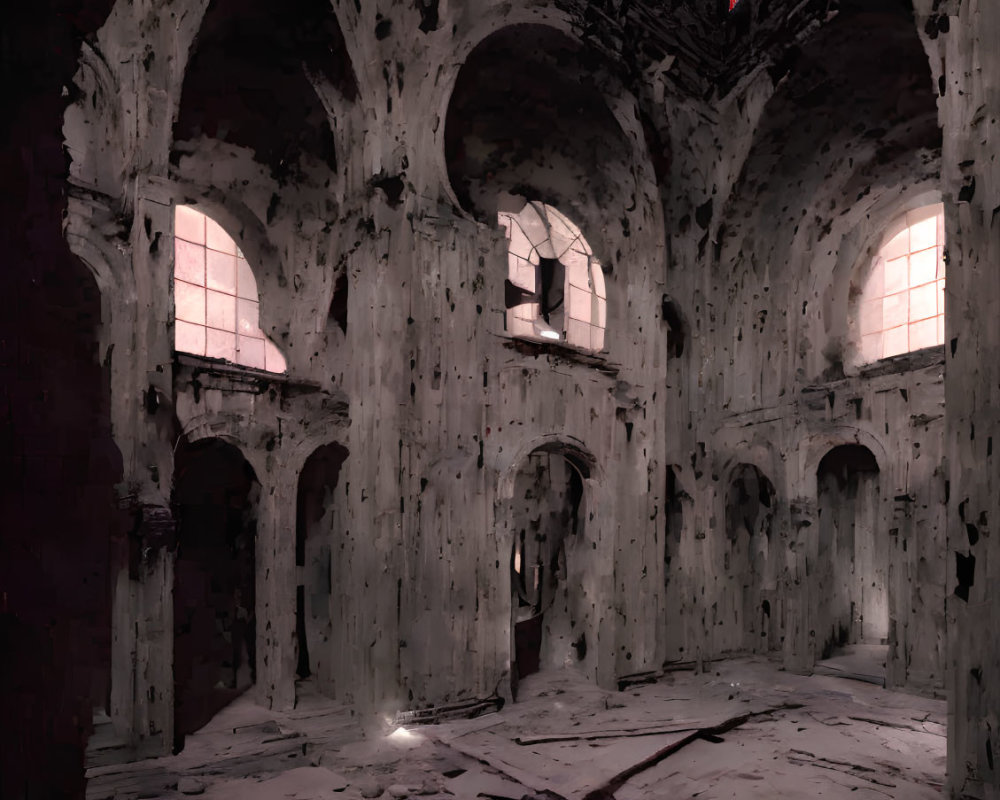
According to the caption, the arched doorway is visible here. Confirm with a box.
[724,464,779,654]
[295,443,348,690]
[816,445,884,677]
[172,438,259,751]
[507,445,590,698]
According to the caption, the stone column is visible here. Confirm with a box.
[783,499,818,674]
[929,1,1000,796]
[110,501,175,756]
[254,471,297,712]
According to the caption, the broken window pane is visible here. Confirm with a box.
[500,202,606,354]
[857,202,945,362]
[173,205,287,373]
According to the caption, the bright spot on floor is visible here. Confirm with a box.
[388,726,419,742]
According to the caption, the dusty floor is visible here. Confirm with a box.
[86,657,946,799]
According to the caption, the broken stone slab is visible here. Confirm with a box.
[177,776,206,794]
[394,695,504,726]
[232,720,282,737]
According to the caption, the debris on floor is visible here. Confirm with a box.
[87,659,945,799]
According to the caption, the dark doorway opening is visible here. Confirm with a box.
[725,464,779,654]
[172,438,258,752]
[509,448,588,699]
[295,443,348,688]
[815,445,885,683]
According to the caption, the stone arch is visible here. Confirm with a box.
[843,191,945,369]
[722,462,780,655]
[64,40,132,198]
[172,0,357,182]
[170,436,260,752]
[718,3,940,277]
[496,433,600,501]
[174,417,268,482]
[64,213,121,301]
[171,202,288,371]
[799,427,889,497]
[716,439,784,500]
[431,11,587,214]
[63,199,130,373]
[714,1,941,383]
[496,436,599,698]
[815,444,886,662]
[441,21,645,252]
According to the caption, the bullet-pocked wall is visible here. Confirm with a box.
[442,18,666,698]
[62,0,667,751]
[655,0,947,691]
[923,0,1000,795]
[38,0,1000,794]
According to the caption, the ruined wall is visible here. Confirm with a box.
[649,2,948,692]
[916,0,1000,796]
[53,0,973,783]
[62,0,667,751]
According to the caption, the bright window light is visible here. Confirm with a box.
[498,202,606,353]
[173,205,287,373]
[857,203,945,363]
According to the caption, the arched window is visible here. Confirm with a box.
[173,205,287,373]
[857,203,945,363]
[499,202,606,353]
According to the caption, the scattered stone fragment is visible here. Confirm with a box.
[359,780,385,798]
[177,776,206,795]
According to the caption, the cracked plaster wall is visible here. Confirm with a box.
[650,1,947,697]
[52,1,999,797]
[63,0,665,752]
[920,0,1000,796]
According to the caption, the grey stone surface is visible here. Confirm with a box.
[176,776,205,795]
[56,1,1000,796]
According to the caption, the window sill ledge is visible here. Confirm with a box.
[502,337,619,377]
[802,345,945,398]
[855,345,945,378]
[174,353,322,396]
